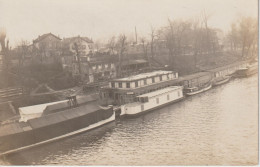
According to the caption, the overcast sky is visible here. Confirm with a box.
[0,0,258,47]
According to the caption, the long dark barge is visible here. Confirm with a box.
[0,95,115,156]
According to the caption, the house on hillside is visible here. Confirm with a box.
[61,36,95,83]
[32,33,62,64]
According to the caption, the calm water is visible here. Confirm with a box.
[0,75,258,165]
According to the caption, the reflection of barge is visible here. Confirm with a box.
[0,95,114,156]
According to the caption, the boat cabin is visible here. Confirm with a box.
[178,72,212,89]
[207,61,248,78]
[99,70,179,106]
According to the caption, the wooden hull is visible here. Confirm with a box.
[235,64,258,77]
[121,86,184,117]
[185,84,212,96]
[123,97,184,118]
[213,76,231,86]
[0,105,115,156]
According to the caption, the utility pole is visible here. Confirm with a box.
[135,26,138,44]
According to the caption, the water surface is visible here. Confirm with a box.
[1,75,258,165]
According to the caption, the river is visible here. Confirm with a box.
[0,75,258,165]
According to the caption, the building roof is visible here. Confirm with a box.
[121,59,148,66]
[137,86,182,98]
[178,72,211,81]
[206,61,248,73]
[113,70,174,82]
[19,100,68,115]
[33,33,61,43]
[63,36,93,43]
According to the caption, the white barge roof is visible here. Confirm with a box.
[137,86,182,98]
[114,70,174,82]
[19,100,68,115]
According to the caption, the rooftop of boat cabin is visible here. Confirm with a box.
[137,86,182,98]
[113,70,175,82]
[206,61,248,72]
[177,71,211,82]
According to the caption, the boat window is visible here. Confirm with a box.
[126,82,130,88]
[152,77,155,83]
[109,92,113,98]
[119,82,122,88]
[178,91,180,97]
[144,79,147,85]
[135,81,138,87]
[156,98,159,104]
[141,104,144,111]
[111,82,115,88]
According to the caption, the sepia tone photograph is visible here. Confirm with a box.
[0,0,258,165]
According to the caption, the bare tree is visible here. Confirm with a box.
[38,42,47,64]
[0,28,11,71]
[17,40,30,67]
[107,36,116,54]
[239,17,258,58]
[116,34,127,77]
[150,26,156,60]
[74,42,82,79]
[140,37,150,67]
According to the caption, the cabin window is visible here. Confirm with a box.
[111,82,115,88]
[156,98,159,104]
[109,92,113,98]
[119,82,122,88]
[152,77,155,83]
[141,104,144,111]
[160,76,162,81]
[178,91,180,97]
[135,81,138,87]
[126,82,130,88]
[115,93,118,100]
[167,94,170,100]
[144,79,147,85]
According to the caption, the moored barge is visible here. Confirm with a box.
[121,86,184,117]
[0,95,115,156]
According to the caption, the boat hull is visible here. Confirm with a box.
[213,76,231,86]
[0,105,114,156]
[185,84,212,96]
[121,86,184,117]
[235,64,258,77]
[122,97,184,118]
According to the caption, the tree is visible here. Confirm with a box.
[140,37,150,67]
[239,17,258,58]
[38,42,47,64]
[107,36,116,54]
[0,28,11,71]
[16,40,30,67]
[116,34,127,77]
[150,26,156,60]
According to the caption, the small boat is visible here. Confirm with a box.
[213,76,231,86]
[184,82,212,96]
[235,62,258,77]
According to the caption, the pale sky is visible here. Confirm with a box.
[0,0,258,47]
